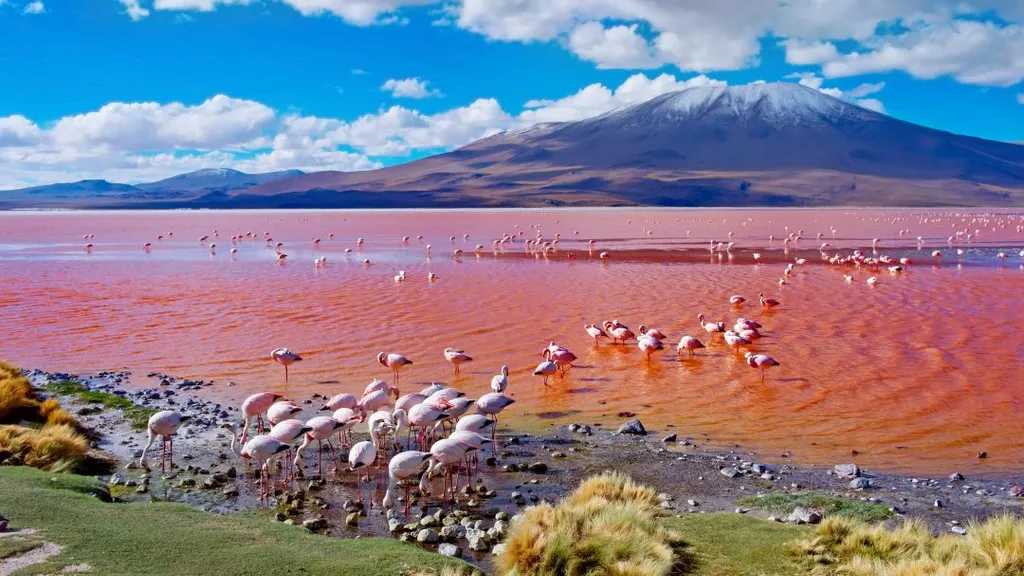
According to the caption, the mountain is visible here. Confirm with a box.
[2,83,1022,208]
[135,168,305,193]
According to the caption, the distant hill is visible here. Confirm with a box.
[135,168,305,193]
[3,83,1022,208]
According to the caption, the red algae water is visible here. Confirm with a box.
[2,209,1023,479]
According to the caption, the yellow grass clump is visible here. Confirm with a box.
[39,397,79,427]
[498,471,690,576]
[0,424,89,472]
[794,515,1024,575]
[0,360,38,421]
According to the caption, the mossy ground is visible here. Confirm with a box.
[737,492,895,522]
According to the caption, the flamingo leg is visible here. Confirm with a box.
[284,364,289,384]
[404,482,411,516]
[168,436,174,470]
[160,437,166,472]
[317,439,323,478]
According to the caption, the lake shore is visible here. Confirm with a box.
[20,366,1023,568]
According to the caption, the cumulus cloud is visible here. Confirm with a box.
[0,72,739,188]
[381,77,442,99]
[786,73,887,112]
[568,22,659,69]
[22,0,44,14]
[118,0,151,20]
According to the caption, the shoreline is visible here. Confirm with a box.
[21,367,1024,567]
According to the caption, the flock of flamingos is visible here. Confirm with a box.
[120,212,1024,514]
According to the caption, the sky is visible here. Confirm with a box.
[0,0,1022,189]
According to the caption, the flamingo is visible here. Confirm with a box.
[382,451,432,515]
[348,440,378,503]
[139,410,192,471]
[490,365,509,393]
[270,348,302,383]
[584,323,608,344]
[396,392,430,413]
[378,352,413,385]
[408,403,450,449]
[534,360,558,386]
[428,438,474,502]
[268,419,313,480]
[447,430,494,483]
[602,321,635,344]
[745,352,780,382]
[359,389,395,413]
[240,392,283,444]
[637,336,664,362]
[758,293,780,308]
[444,348,473,376]
[544,345,577,372]
[455,414,495,435]
[697,314,725,337]
[294,416,344,477]
[240,435,290,500]
[729,295,746,306]
[723,330,751,354]
[735,318,762,331]
[476,393,515,441]
[677,336,705,357]
[363,378,400,399]
[331,407,362,447]
[267,401,301,426]
[638,325,667,341]
[320,392,357,411]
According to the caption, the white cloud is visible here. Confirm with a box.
[855,98,885,112]
[22,0,44,14]
[782,39,841,65]
[818,21,1024,87]
[381,77,442,99]
[568,22,659,69]
[786,73,887,112]
[1018,93,1024,104]
[119,0,151,20]
[150,0,430,25]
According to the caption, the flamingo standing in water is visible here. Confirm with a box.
[332,407,363,447]
[271,348,302,383]
[428,438,474,502]
[383,451,432,515]
[602,320,635,344]
[268,419,312,480]
[476,393,515,441]
[723,330,751,354]
[490,365,509,393]
[584,323,608,345]
[348,440,378,504]
[544,344,577,373]
[447,430,493,483]
[444,348,473,376]
[534,360,558,386]
[378,352,413,385]
[320,392,357,411]
[637,335,664,362]
[139,410,192,471]
[729,295,746,306]
[697,314,725,338]
[759,293,780,309]
[240,435,290,501]
[294,416,344,477]
[677,335,705,357]
[267,400,301,425]
[240,392,283,444]
[638,325,667,341]
[745,352,780,382]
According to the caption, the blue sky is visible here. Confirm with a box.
[0,0,1022,188]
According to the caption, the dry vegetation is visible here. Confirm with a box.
[794,515,1024,575]
[498,471,692,576]
[0,360,90,471]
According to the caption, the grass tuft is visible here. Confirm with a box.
[737,492,894,522]
[498,471,692,576]
[0,424,89,472]
[43,379,157,430]
[0,360,39,422]
[793,515,1024,575]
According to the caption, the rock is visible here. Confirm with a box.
[124,479,138,487]
[283,519,296,526]
[834,464,860,478]
[275,512,287,522]
[466,528,490,551]
[346,512,360,526]
[439,525,464,541]
[492,543,507,557]
[495,511,509,521]
[551,451,567,459]
[949,472,964,481]
[1011,485,1024,498]
[735,507,748,514]
[438,543,461,558]
[789,507,822,525]
[720,467,740,478]
[752,463,767,474]
[302,517,329,531]
[934,500,943,508]
[950,526,968,535]
[388,519,403,533]
[687,499,698,507]
[135,485,149,494]
[617,418,647,435]
[416,529,438,543]
[0,514,8,533]
[420,515,439,528]
[850,477,871,489]
[527,462,548,474]
[222,486,239,497]
[662,433,677,443]
[977,451,987,459]
[201,478,220,489]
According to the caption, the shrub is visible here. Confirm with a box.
[794,515,1024,575]
[498,472,691,576]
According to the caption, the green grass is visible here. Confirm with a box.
[737,492,894,523]
[662,514,806,576]
[0,466,469,575]
[44,380,157,429]
[0,535,43,560]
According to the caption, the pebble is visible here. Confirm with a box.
[662,434,677,443]
[850,477,871,489]
[720,467,740,478]
[950,526,968,535]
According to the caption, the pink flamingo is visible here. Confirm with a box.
[759,293,780,308]
[331,407,362,447]
[267,400,301,426]
[455,414,494,435]
[362,379,399,399]
[240,392,283,444]
[444,348,473,376]
[270,348,302,383]
[730,295,746,306]
[294,416,344,477]
[638,325,667,341]
[240,435,290,501]
[139,410,192,471]
[602,321,635,344]
[428,438,474,502]
[534,360,558,386]
[476,393,515,441]
[360,389,396,413]
[268,419,312,480]
[320,392,357,411]
[383,450,432,515]
[490,365,509,393]
[377,352,413,385]
[677,336,705,357]
[637,335,664,362]
[723,330,751,354]
[745,352,780,382]
[348,440,378,504]
[697,314,725,337]
[584,323,608,344]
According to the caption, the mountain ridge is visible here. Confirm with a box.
[2,83,1022,208]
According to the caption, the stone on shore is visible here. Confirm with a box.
[417,529,438,543]
[438,543,461,558]
[617,418,647,435]
[788,507,822,525]
[834,463,860,478]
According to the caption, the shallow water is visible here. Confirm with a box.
[2,209,1023,479]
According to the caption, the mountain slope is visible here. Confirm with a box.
[135,168,304,192]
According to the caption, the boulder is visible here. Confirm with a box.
[617,418,647,435]
[834,464,860,478]
[438,543,461,558]
[788,507,822,525]
[416,529,438,543]
[849,477,871,489]
[302,517,329,531]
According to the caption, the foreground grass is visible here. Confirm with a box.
[0,535,43,560]
[0,466,468,575]
[43,379,157,430]
[663,514,807,576]
[737,492,894,522]
[794,515,1024,575]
